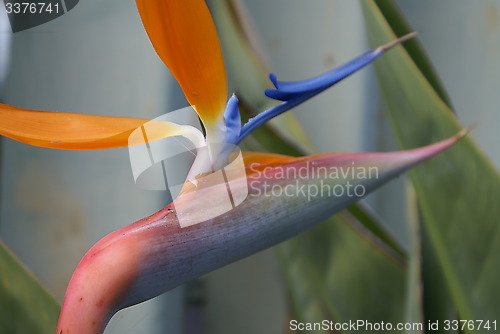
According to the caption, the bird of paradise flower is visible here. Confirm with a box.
[0,1,466,333]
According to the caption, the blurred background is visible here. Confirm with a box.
[0,0,498,333]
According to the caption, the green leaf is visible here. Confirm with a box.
[346,200,407,258]
[0,240,60,334]
[420,218,460,333]
[277,212,407,334]
[362,0,500,326]
[404,187,424,334]
[363,1,452,109]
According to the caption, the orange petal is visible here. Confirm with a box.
[240,151,294,176]
[242,151,292,166]
[241,151,349,177]
[136,0,227,127]
[0,103,171,150]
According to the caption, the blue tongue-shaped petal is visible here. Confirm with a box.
[265,50,384,101]
[237,32,418,144]
[223,95,241,144]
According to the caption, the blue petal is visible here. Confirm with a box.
[266,50,382,101]
[237,99,305,144]
[237,33,417,144]
[224,95,241,144]
[238,50,382,142]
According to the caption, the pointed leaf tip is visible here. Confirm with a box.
[375,32,419,53]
